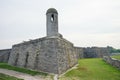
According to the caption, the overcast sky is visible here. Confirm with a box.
[0,0,120,49]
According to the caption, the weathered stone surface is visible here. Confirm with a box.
[75,47,109,58]
[56,38,78,74]
[46,8,61,37]
[8,37,78,74]
[0,49,11,63]
[75,47,84,59]
[103,56,120,69]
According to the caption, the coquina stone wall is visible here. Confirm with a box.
[103,56,120,69]
[74,47,109,58]
[74,47,84,59]
[0,49,11,63]
[57,38,78,74]
[8,37,78,74]
[83,47,109,58]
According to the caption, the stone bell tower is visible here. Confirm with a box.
[46,8,59,37]
[8,8,77,75]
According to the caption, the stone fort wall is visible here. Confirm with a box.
[0,41,109,74]
[0,49,11,63]
[74,47,84,59]
[103,56,120,69]
[75,47,109,58]
[8,37,78,74]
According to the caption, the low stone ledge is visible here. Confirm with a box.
[103,56,120,69]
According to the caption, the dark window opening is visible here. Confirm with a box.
[34,53,39,69]
[14,53,19,66]
[51,14,54,22]
[24,52,29,67]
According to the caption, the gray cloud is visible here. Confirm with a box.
[0,0,120,49]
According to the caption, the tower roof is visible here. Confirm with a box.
[46,8,58,14]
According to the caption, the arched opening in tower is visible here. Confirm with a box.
[51,14,54,22]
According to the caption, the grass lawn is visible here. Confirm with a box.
[0,73,23,80]
[0,63,48,76]
[60,58,120,80]
[111,55,120,60]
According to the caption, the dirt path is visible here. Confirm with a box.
[0,68,51,80]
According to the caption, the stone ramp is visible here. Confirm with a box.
[0,68,51,80]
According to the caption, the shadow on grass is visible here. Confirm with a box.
[0,63,48,76]
[0,73,24,80]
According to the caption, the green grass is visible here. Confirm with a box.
[111,55,120,60]
[60,58,120,80]
[0,73,23,80]
[0,63,48,76]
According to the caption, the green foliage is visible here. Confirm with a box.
[117,49,120,52]
[0,63,48,76]
[111,55,120,60]
[0,73,23,80]
[107,46,120,53]
[60,58,120,80]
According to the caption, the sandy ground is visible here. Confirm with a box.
[0,68,52,80]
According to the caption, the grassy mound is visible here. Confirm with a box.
[60,58,120,80]
[0,63,48,76]
[0,73,23,80]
